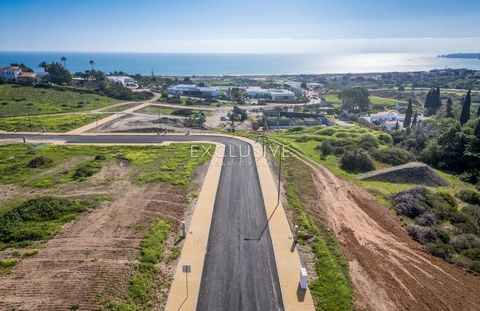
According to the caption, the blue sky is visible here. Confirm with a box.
[1,0,479,53]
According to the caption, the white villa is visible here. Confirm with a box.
[167,84,220,97]
[0,66,22,82]
[246,87,295,101]
[106,76,138,87]
[362,109,429,130]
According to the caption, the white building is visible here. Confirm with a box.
[369,110,402,123]
[167,84,219,97]
[107,76,138,87]
[246,87,295,101]
[0,66,22,82]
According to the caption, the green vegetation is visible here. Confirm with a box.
[268,124,477,204]
[0,196,98,250]
[100,219,171,310]
[393,187,480,272]
[0,258,18,274]
[102,103,140,112]
[282,154,352,310]
[0,143,212,188]
[369,95,398,110]
[0,113,107,132]
[0,84,116,117]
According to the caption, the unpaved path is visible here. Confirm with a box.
[310,161,480,310]
[0,163,189,310]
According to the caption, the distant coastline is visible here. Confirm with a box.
[438,53,480,59]
[1,52,480,76]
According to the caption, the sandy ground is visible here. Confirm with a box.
[307,160,480,310]
[0,160,204,310]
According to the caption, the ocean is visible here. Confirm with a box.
[1,52,479,76]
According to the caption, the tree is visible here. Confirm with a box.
[412,111,418,128]
[339,87,370,113]
[404,99,413,128]
[60,56,67,68]
[89,60,95,70]
[38,61,48,72]
[445,98,454,118]
[46,62,72,85]
[424,87,441,116]
[460,90,472,126]
[477,103,480,118]
[300,82,307,89]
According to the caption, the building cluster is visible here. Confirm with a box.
[167,84,297,101]
[106,75,138,88]
[361,110,428,130]
[167,84,220,97]
[0,66,47,83]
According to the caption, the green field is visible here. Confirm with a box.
[321,92,398,111]
[0,113,108,132]
[0,143,213,188]
[369,95,398,109]
[0,85,116,117]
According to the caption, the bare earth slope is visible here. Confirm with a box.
[311,162,480,310]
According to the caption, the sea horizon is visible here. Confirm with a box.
[1,51,479,76]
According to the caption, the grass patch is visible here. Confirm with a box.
[0,113,108,132]
[282,154,353,310]
[0,196,98,250]
[0,258,18,274]
[369,95,398,110]
[0,143,212,188]
[0,84,116,117]
[101,219,171,310]
[102,103,140,112]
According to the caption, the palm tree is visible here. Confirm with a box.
[89,60,95,70]
[38,61,48,72]
[60,56,67,68]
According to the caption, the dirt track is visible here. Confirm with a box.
[310,161,480,310]
[0,163,191,310]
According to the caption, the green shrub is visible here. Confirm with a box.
[319,141,335,156]
[288,126,305,132]
[72,167,94,179]
[371,148,415,166]
[0,258,17,268]
[27,156,53,168]
[94,154,106,161]
[0,196,92,244]
[456,190,480,205]
[358,134,378,150]
[377,133,393,145]
[425,243,455,260]
[23,248,39,256]
[451,234,480,251]
[340,149,374,172]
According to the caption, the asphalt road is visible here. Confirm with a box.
[0,134,284,311]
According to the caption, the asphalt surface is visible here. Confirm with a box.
[0,134,284,311]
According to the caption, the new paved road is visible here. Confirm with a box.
[0,134,284,311]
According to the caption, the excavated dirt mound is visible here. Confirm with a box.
[358,162,449,187]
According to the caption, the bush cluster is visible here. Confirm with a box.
[371,148,415,166]
[340,148,374,172]
[392,187,480,272]
[0,197,91,246]
[27,156,53,168]
[456,190,480,205]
